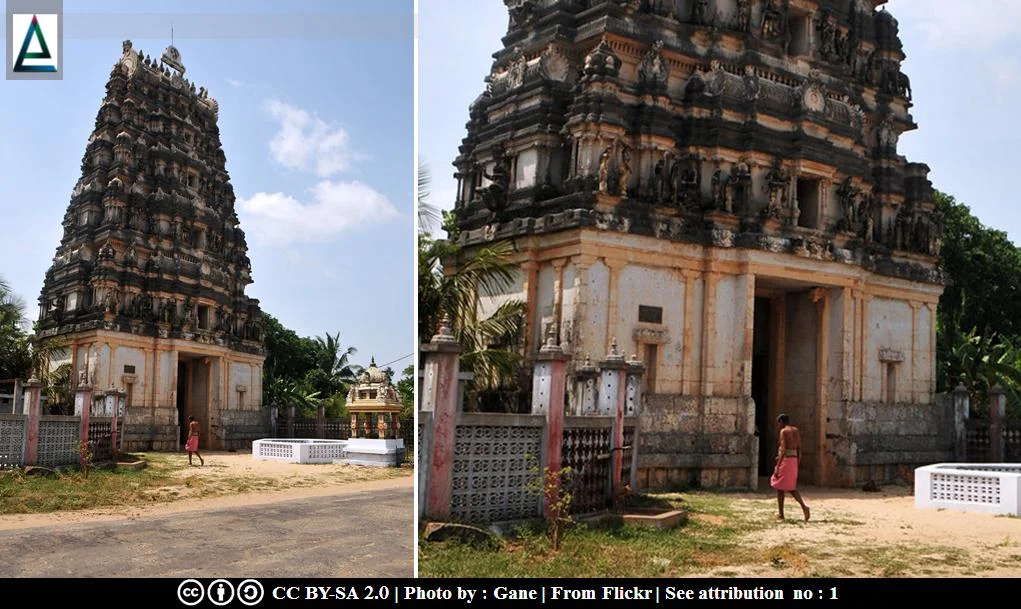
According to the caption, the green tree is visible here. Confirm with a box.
[936,191,1021,343]
[0,276,31,381]
[262,313,318,386]
[397,364,414,418]
[417,165,527,408]
[936,191,1021,417]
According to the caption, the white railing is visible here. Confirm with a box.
[915,463,1021,516]
[252,438,347,464]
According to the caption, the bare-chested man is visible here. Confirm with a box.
[770,413,810,521]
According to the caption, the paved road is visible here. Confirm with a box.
[0,483,413,578]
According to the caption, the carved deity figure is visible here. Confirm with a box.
[894,207,909,250]
[727,159,751,214]
[711,168,726,211]
[836,177,861,232]
[637,41,668,92]
[818,14,837,58]
[761,0,788,45]
[736,0,751,33]
[676,158,700,209]
[763,163,787,220]
[653,158,667,203]
[742,65,760,101]
[480,146,512,212]
[617,146,632,198]
[691,0,710,25]
[598,146,612,194]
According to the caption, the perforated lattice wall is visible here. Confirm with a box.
[307,442,345,461]
[37,419,80,466]
[255,441,298,460]
[930,472,1001,505]
[0,417,25,468]
[450,424,542,523]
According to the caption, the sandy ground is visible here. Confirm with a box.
[0,450,413,532]
[693,484,1021,578]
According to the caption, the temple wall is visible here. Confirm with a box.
[503,229,942,489]
[58,330,264,451]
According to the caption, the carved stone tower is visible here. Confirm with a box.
[450,1,946,488]
[38,41,266,451]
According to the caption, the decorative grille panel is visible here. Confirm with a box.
[37,419,80,466]
[562,424,613,514]
[450,424,542,523]
[930,472,1001,505]
[0,417,25,468]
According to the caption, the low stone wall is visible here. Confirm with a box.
[215,409,265,450]
[829,397,956,485]
[121,406,179,452]
[637,395,757,490]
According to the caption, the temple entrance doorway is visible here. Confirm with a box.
[754,278,824,485]
[176,353,212,449]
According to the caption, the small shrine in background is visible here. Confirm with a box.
[346,358,403,446]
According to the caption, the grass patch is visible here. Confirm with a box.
[0,456,183,514]
[0,452,410,515]
[419,492,782,578]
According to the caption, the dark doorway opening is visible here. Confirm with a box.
[177,361,188,445]
[752,297,772,477]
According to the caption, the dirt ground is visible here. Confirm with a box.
[692,484,1021,578]
[0,450,412,531]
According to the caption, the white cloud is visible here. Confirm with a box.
[890,0,1021,50]
[226,78,246,88]
[238,180,398,246]
[263,99,367,177]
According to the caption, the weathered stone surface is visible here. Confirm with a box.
[448,2,946,490]
[36,43,266,452]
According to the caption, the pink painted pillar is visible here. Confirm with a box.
[533,333,569,516]
[421,317,462,520]
[77,386,93,462]
[24,378,42,466]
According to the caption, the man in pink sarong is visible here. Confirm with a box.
[185,416,204,466]
[770,414,809,521]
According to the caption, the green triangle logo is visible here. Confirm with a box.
[14,15,57,73]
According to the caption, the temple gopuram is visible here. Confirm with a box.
[448,0,948,488]
[37,41,266,452]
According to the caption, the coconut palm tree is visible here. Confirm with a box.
[310,332,362,390]
[417,161,527,397]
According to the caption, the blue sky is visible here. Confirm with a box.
[0,0,414,371]
[420,0,1021,246]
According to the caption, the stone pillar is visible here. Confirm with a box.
[624,355,645,491]
[420,317,462,520]
[572,356,598,415]
[391,412,400,440]
[316,404,325,439]
[953,383,969,462]
[534,333,569,516]
[989,384,1006,463]
[597,339,626,416]
[24,378,42,466]
[77,385,93,459]
[112,389,125,454]
[350,413,359,439]
[377,412,389,439]
[286,405,295,438]
[270,405,278,438]
[14,378,23,414]
[599,340,627,494]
